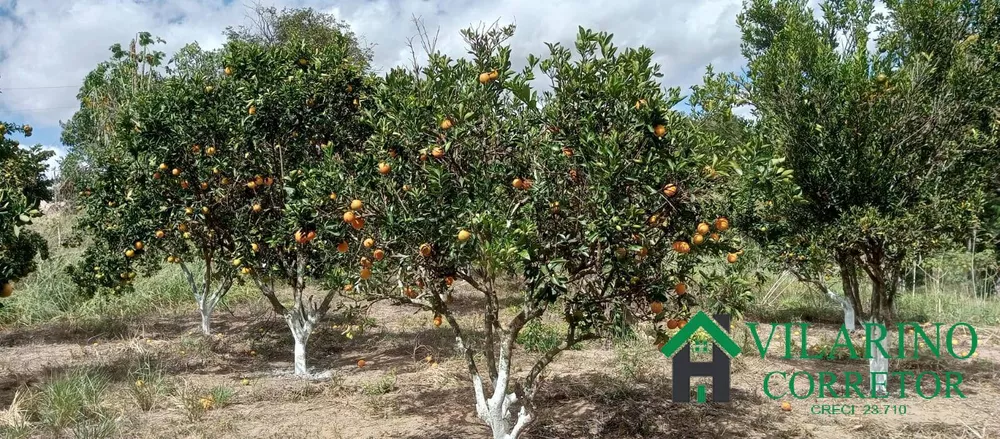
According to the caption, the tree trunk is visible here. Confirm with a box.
[200,302,214,335]
[835,251,863,328]
[287,310,314,376]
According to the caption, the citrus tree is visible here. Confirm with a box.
[714,0,999,395]
[216,31,374,376]
[0,118,52,298]
[63,33,169,299]
[357,25,741,439]
[729,0,994,323]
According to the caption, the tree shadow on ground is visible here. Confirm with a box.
[390,369,797,439]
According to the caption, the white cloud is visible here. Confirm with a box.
[0,0,749,135]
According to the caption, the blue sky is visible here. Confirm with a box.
[0,0,771,175]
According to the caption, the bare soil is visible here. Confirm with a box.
[1,286,997,438]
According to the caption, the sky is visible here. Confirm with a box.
[0,0,807,175]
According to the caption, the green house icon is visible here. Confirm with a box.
[660,311,741,403]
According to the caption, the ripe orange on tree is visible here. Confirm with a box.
[433,315,443,327]
[653,124,667,138]
[727,253,739,263]
[457,230,471,242]
[373,249,385,261]
[363,238,374,248]
[343,211,357,223]
[440,118,453,130]
[675,283,688,295]
[714,217,730,231]
[1,282,13,298]
[378,162,391,174]
[696,222,710,235]
[650,301,664,314]
[337,241,349,253]
[350,199,363,210]
[432,147,445,158]
[419,243,432,257]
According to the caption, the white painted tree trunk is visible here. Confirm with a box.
[459,333,531,439]
[200,302,214,335]
[286,308,316,377]
[868,321,889,396]
[821,285,855,331]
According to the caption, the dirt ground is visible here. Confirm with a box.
[1,287,998,439]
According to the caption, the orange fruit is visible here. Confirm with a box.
[432,147,444,158]
[674,241,691,254]
[653,124,667,138]
[692,234,706,245]
[675,283,688,295]
[264,177,274,186]
[125,249,135,258]
[360,268,371,280]
[478,72,491,84]
[714,217,730,232]
[727,253,739,264]
[178,223,189,232]
[351,218,365,230]
[329,192,338,201]
[650,301,663,314]
[152,172,161,180]
[781,401,792,411]
[172,168,181,176]
[155,230,165,239]
[419,243,432,257]
[350,199,363,211]
[254,176,264,186]
[457,230,471,242]
[666,319,679,330]
[420,152,428,162]
[200,182,209,190]
[357,359,366,368]
[363,238,374,248]
[562,147,573,157]
[440,119,453,130]
[252,204,262,213]
[445,276,454,287]
[696,222,710,235]
[224,66,233,76]
[402,185,411,192]
[134,241,144,250]
[373,249,385,261]
[343,284,354,291]
[488,70,499,80]
[378,162,391,174]
[248,105,256,115]
[710,233,721,242]
[306,231,316,242]
[662,184,678,197]
[158,163,168,171]
[677,319,688,329]
[206,146,216,156]
[343,211,357,223]
[337,241,349,253]
[404,287,417,299]
[221,177,231,185]
[294,230,305,244]
[360,257,372,269]
[1,282,13,298]
[634,98,647,109]
[252,243,260,253]
[433,315,443,327]
[512,178,524,189]
[247,181,257,190]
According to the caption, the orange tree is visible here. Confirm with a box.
[219,33,374,376]
[0,119,52,299]
[356,25,740,439]
[63,34,169,300]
